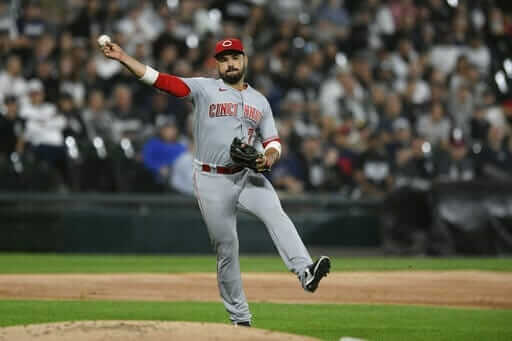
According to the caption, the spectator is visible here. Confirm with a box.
[270,139,305,194]
[428,80,448,109]
[246,52,279,108]
[465,34,490,75]
[33,33,56,65]
[58,92,88,145]
[16,1,47,41]
[57,30,73,58]
[21,79,67,184]
[449,55,471,91]
[388,117,412,157]
[82,89,116,144]
[378,92,403,140]
[367,0,395,49]
[350,2,373,51]
[386,38,418,81]
[315,0,351,43]
[277,90,310,152]
[397,60,430,107]
[33,58,59,103]
[0,95,25,158]
[0,1,18,40]
[429,42,463,76]
[319,66,366,127]
[148,91,172,126]
[111,84,149,144]
[116,2,162,54]
[280,90,311,133]
[81,90,118,192]
[465,62,487,101]
[243,5,272,48]
[354,131,394,198]
[68,0,103,39]
[0,54,27,104]
[307,47,329,79]
[83,59,107,96]
[478,125,512,181]
[294,129,334,192]
[416,101,451,147]
[394,136,435,190]
[351,51,374,92]
[142,117,187,184]
[268,0,304,22]
[152,18,184,62]
[21,79,63,145]
[428,0,451,31]
[367,83,387,126]
[58,54,86,107]
[289,61,319,102]
[436,130,475,181]
[449,12,469,46]
[449,84,474,136]
[470,104,491,144]
[0,28,11,60]
[481,90,505,128]
[319,66,345,120]
[133,39,154,67]
[337,111,361,148]
[338,70,368,126]
[331,124,358,194]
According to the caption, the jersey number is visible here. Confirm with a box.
[248,128,255,145]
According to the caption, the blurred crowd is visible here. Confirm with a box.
[0,0,512,197]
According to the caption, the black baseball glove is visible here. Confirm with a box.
[230,137,267,172]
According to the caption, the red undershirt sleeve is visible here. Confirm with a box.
[153,73,191,98]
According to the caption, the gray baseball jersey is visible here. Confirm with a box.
[181,77,278,166]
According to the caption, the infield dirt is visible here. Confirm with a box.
[0,271,511,309]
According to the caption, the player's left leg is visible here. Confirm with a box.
[237,171,329,290]
[237,172,330,291]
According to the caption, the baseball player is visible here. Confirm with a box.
[100,37,331,326]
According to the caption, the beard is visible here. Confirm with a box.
[219,64,245,84]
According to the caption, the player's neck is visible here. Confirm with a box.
[224,78,247,91]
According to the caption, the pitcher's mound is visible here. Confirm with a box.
[0,320,320,341]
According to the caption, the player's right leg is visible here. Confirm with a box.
[192,168,252,325]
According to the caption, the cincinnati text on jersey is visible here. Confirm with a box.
[208,103,263,123]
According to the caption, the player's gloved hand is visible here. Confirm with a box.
[230,137,268,172]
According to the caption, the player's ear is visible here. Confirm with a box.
[244,54,248,65]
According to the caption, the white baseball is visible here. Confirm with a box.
[97,34,111,47]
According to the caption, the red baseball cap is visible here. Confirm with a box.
[214,38,244,58]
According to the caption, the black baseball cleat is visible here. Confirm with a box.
[234,321,251,327]
[302,256,331,293]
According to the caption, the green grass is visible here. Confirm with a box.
[0,300,511,341]
[0,253,511,273]
[0,254,511,340]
